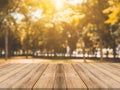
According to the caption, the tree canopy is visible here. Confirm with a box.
[0,0,120,59]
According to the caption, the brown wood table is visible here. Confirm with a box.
[0,62,119,90]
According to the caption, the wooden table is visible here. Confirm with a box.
[0,62,120,90]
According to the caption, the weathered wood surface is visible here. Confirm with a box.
[0,62,119,90]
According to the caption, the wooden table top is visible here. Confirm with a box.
[0,62,119,90]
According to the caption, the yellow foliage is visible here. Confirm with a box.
[104,0,120,25]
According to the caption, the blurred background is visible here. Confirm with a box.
[0,0,120,61]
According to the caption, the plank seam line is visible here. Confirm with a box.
[52,64,57,90]
[72,64,89,90]
[0,64,37,88]
[88,63,120,87]
[52,64,67,90]
[0,63,13,69]
[90,63,120,83]
[62,64,67,90]
[11,63,41,88]
[80,63,109,87]
[32,64,49,90]
[0,64,30,84]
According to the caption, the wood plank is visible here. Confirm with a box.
[12,64,48,89]
[96,63,120,77]
[0,63,30,83]
[0,64,40,89]
[72,63,109,89]
[87,63,120,88]
[0,63,119,90]
[54,64,66,90]
[0,63,13,69]
[107,63,120,69]
[63,64,87,90]
[34,64,57,90]
[0,63,18,71]
[0,64,24,76]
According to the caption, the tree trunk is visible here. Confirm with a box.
[97,24,103,61]
[106,50,109,59]
[100,39,103,61]
[26,32,29,59]
[26,50,28,59]
[83,47,86,62]
[5,28,8,60]
[113,40,116,61]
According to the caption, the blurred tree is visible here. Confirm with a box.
[1,0,117,60]
[0,0,20,59]
[104,0,120,59]
[79,0,109,60]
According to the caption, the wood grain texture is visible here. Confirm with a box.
[0,64,24,77]
[0,63,119,90]
[0,63,13,69]
[96,63,120,77]
[0,64,30,83]
[34,64,57,90]
[72,63,108,89]
[12,64,48,90]
[89,63,120,88]
[63,64,87,90]
[54,64,66,90]
[0,64,38,89]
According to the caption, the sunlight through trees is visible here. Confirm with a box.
[0,0,120,60]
